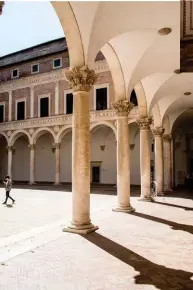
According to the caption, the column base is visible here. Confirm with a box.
[139,195,154,202]
[62,223,99,235]
[29,182,36,185]
[157,192,165,196]
[112,205,135,213]
[53,182,61,186]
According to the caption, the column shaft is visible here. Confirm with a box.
[54,143,60,185]
[8,91,12,121]
[164,135,173,191]
[55,81,59,115]
[7,146,13,178]
[63,66,98,234]
[29,145,35,184]
[30,86,34,118]
[112,100,135,212]
[153,127,164,195]
[137,117,153,201]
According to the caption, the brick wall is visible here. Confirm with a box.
[0,92,9,122]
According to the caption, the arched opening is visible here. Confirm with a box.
[35,132,55,183]
[12,135,30,182]
[0,134,8,179]
[130,89,138,106]
[60,130,72,183]
[90,125,116,184]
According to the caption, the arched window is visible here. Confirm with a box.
[130,89,138,106]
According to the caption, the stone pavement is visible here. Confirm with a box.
[0,187,193,290]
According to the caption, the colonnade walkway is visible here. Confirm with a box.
[0,186,192,289]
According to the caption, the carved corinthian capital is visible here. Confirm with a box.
[0,1,4,15]
[163,134,172,143]
[112,100,134,117]
[152,127,165,137]
[137,117,153,130]
[65,66,97,92]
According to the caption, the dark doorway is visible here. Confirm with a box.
[96,88,107,110]
[40,97,49,117]
[130,89,138,106]
[92,166,100,182]
[17,101,25,120]
[189,159,193,173]
[66,93,73,114]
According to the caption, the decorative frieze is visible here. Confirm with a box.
[65,66,97,92]
[112,100,134,117]
[137,117,153,130]
[163,134,172,143]
[152,127,165,137]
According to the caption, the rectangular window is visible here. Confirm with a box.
[40,97,49,117]
[66,93,73,114]
[0,104,4,123]
[53,58,62,69]
[96,87,107,110]
[31,64,39,74]
[11,69,19,79]
[17,101,25,120]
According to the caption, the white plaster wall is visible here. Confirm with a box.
[12,137,29,181]
[0,138,8,180]
[60,132,72,182]
[35,134,55,182]
[91,126,116,184]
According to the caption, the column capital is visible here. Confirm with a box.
[52,143,61,149]
[137,117,153,130]
[152,127,165,137]
[163,134,172,143]
[112,100,134,117]
[6,145,14,151]
[28,144,36,150]
[65,66,97,92]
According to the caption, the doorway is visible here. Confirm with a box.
[91,161,102,183]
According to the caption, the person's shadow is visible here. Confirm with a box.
[5,204,13,208]
[82,232,193,290]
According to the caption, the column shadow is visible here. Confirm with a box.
[81,232,193,290]
[154,201,193,211]
[132,212,193,235]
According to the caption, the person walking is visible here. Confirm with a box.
[2,175,15,205]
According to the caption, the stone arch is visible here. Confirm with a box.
[56,125,72,144]
[90,121,117,138]
[151,103,161,127]
[133,81,148,117]
[9,130,31,146]
[32,127,56,144]
[52,1,85,68]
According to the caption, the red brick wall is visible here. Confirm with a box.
[12,88,30,120]
[59,80,71,115]
[0,92,9,122]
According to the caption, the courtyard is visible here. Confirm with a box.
[0,186,192,290]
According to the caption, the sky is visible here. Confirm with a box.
[0,1,64,57]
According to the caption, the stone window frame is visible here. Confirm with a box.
[53,57,62,69]
[31,63,39,74]
[38,93,51,118]
[0,101,5,123]
[11,68,19,79]
[15,97,26,121]
[64,89,73,114]
[93,83,110,111]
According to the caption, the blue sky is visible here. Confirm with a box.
[0,1,64,56]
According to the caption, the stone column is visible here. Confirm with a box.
[137,117,154,201]
[30,86,34,118]
[112,100,135,213]
[63,66,98,234]
[29,144,36,185]
[153,127,165,195]
[53,143,61,185]
[6,146,13,178]
[55,81,59,115]
[163,134,173,191]
[8,91,12,122]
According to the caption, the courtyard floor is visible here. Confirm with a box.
[0,186,192,290]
